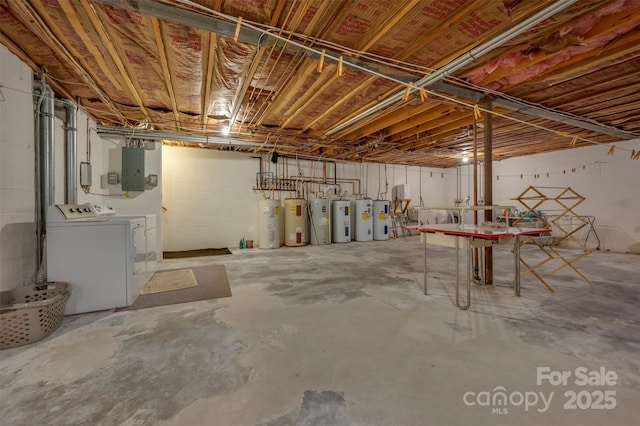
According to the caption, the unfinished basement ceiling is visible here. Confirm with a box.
[1,0,639,167]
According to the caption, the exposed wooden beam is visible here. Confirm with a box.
[400,0,486,61]
[58,0,123,92]
[228,0,286,129]
[263,0,346,132]
[301,0,335,36]
[8,0,125,123]
[301,75,377,133]
[540,69,639,106]
[201,32,218,128]
[267,59,318,121]
[541,32,640,85]
[280,65,339,128]
[319,0,498,137]
[80,0,150,121]
[341,101,440,140]
[386,104,463,139]
[316,0,352,39]
[398,116,474,149]
[358,0,421,53]
[151,17,181,130]
[390,108,471,142]
[252,0,315,128]
[475,6,640,87]
[552,82,640,111]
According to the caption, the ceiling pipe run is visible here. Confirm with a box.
[97,125,268,147]
[325,0,580,136]
[93,0,634,142]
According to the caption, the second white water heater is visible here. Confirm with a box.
[309,198,331,245]
[352,199,373,242]
[259,199,281,249]
[332,200,351,243]
[373,200,390,241]
[284,198,306,246]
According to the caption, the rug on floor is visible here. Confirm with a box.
[140,269,198,295]
[126,265,231,310]
[162,248,232,259]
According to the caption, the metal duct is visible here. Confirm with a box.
[63,102,77,203]
[34,74,55,283]
[96,125,272,147]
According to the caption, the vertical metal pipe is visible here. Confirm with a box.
[64,103,77,204]
[41,84,55,215]
[472,115,480,281]
[483,98,493,285]
[34,73,55,283]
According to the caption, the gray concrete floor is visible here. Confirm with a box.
[1,236,639,426]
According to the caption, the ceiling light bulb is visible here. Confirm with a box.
[462,156,469,163]
[221,126,230,135]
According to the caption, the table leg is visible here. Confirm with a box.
[515,234,521,296]
[455,236,471,310]
[423,234,428,295]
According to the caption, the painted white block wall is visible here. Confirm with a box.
[162,146,259,251]
[0,46,36,291]
[91,137,163,258]
[1,45,163,290]
[161,145,449,250]
[450,141,640,253]
[493,140,640,253]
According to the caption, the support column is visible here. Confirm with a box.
[483,98,493,285]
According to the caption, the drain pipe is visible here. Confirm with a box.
[33,72,55,283]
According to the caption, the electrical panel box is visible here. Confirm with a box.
[121,147,145,191]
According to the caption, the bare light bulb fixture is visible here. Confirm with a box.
[221,126,230,136]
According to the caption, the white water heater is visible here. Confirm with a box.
[309,198,331,245]
[332,200,351,243]
[373,200,390,241]
[284,198,306,246]
[352,199,373,242]
[259,199,281,249]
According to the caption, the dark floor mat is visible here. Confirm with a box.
[163,248,232,259]
[124,265,232,310]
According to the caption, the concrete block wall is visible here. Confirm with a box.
[162,146,259,251]
[451,141,640,253]
[0,46,37,291]
[1,45,164,291]
[493,140,640,253]
[161,146,448,250]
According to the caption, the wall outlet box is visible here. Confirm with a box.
[80,162,92,186]
[107,172,119,185]
[146,174,158,187]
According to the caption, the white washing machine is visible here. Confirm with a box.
[47,204,147,314]
[85,202,157,281]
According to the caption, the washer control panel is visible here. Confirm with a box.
[49,204,98,222]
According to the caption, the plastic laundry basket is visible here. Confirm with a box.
[0,282,71,349]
